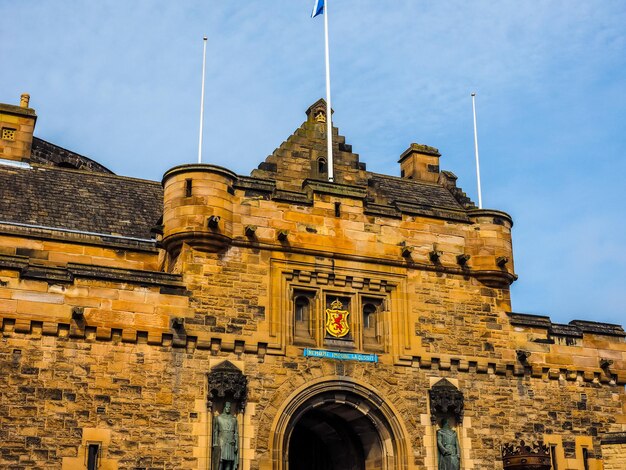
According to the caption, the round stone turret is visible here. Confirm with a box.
[466,209,517,288]
[162,164,236,255]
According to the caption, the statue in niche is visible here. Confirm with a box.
[437,418,460,470]
[212,401,239,470]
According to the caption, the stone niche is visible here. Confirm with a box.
[207,360,248,413]
[428,378,464,425]
[207,361,248,470]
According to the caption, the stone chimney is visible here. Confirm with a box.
[398,143,440,183]
[0,93,37,164]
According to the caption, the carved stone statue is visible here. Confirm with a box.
[212,402,239,470]
[437,419,460,470]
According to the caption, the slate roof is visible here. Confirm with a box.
[0,161,468,241]
[0,163,162,239]
[31,137,113,174]
[367,173,466,211]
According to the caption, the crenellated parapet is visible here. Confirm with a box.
[158,100,520,292]
[160,169,517,290]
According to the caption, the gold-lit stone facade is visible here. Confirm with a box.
[0,96,624,469]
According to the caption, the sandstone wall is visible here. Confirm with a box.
[1,329,623,469]
[601,434,626,470]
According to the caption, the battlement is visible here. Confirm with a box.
[161,102,516,289]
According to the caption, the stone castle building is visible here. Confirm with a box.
[0,94,624,470]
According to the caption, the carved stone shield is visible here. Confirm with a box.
[325,299,350,338]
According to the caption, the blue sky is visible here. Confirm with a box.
[2,1,625,327]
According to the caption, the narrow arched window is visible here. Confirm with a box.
[295,296,309,323]
[293,294,314,344]
[363,303,377,330]
[362,298,384,350]
[317,157,327,175]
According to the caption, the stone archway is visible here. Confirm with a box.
[270,378,410,470]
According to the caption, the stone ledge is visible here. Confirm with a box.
[395,201,470,223]
[550,323,584,338]
[467,208,514,227]
[0,253,28,270]
[601,432,626,445]
[302,179,368,200]
[570,320,625,337]
[234,176,276,194]
[0,102,37,118]
[0,254,184,289]
[363,203,402,219]
[162,163,237,185]
[272,190,312,205]
[22,264,73,283]
[67,262,183,288]
[508,312,625,339]
[508,312,552,328]
[0,223,158,252]
[0,317,271,359]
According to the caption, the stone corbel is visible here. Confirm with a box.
[429,249,443,263]
[456,254,471,266]
[600,358,614,371]
[516,350,531,363]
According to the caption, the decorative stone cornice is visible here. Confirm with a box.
[0,254,186,291]
[467,208,514,227]
[161,163,237,186]
[508,312,625,339]
[394,201,469,223]
[0,223,157,252]
[473,270,518,288]
[302,178,368,200]
[601,431,626,445]
[0,102,37,119]
[230,239,518,287]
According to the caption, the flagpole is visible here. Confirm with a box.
[198,36,208,164]
[471,92,483,209]
[323,0,334,182]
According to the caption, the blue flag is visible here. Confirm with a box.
[311,0,324,17]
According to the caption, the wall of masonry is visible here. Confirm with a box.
[1,230,625,470]
[1,328,624,470]
[601,440,626,470]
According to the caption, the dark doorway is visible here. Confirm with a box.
[276,381,407,470]
[287,404,379,470]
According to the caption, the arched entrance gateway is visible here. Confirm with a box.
[270,379,410,470]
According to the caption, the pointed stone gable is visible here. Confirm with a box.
[248,99,474,221]
[251,99,368,191]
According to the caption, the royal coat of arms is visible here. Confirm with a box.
[325,298,350,338]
